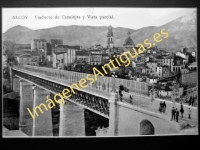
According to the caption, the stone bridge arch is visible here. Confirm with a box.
[139,119,155,135]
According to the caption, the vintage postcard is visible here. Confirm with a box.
[2,8,198,137]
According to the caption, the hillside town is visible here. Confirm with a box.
[3,25,197,106]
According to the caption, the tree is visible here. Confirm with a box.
[3,41,17,65]
[3,67,10,79]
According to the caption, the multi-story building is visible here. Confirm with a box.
[185,52,195,64]
[156,65,162,78]
[162,65,170,78]
[162,56,173,66]
[162,55,173,71]
[17,49,44,66]
[50,39,63,53]
[102,53,110,63]
[31,39,47,58]
[90,54,102,65]
[146,61,158,75]
[171,55,186,72]
[17,54,32,65]
[30,50,44,65]
[154,55,163,65]
[76,51,90,64]
[146,76,158,84]
[135,62,145,74]
[52,45,81,68]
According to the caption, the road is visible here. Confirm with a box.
[120,90,198,128]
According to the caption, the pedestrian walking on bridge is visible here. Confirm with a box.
[191,96,195,106]
[159,101,163,113]
[171,107,176,121]
[188,108,191,119]
[188,96,192,106]
[180,103,184,118]
[163,101,166,113]
[175,108,179,122]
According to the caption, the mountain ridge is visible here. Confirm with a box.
[3,11,196,51]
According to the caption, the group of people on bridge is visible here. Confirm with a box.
[159,101,166,113]
[187,95,195,106]
[171,103,192,122]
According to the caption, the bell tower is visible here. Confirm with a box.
[107,25,114,48]
[123,30,135,50]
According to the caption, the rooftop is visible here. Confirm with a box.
[155,55,163,59]
[102,53,109,56]
[57,45,81,49]
[174,55,186,60]
[189,62,197,66]
[148,76,158,79]
[18,54,31,58]
[32,39,47,42]
[76,51,89,56]
[31,50,44,56]
[50,39,63,44]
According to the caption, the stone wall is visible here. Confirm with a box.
[181,72,197,85]
[116,102,180,135]
[125,92,198,120]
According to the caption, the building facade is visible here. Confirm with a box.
[53,45,81,68]
[31,39,47,58]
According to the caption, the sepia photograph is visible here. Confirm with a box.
[2,7,198,137]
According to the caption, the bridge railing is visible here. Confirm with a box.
[13,65,149,98]
[13,65,112,98]
[119,95,159,113]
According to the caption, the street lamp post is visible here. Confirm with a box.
[111,72,117,93]
[172,83,179,106]
[148,82,156,102]
[172,87,176,106]
[150,86,155,102]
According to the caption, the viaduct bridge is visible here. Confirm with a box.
[10,65,197,136]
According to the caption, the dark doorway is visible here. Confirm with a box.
[140,120,155,135]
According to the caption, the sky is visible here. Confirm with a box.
[2,8,196,33]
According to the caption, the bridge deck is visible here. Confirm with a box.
[13,66,111,99]
[12,65,197,125]
[120,90,198,127]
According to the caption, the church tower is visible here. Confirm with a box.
[107,25,114,48]
[123,30,135,50]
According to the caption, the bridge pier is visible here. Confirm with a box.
[108,92,119,136]
[59,101,85,136]
[32,86,53,136]
[19,79,34,136]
